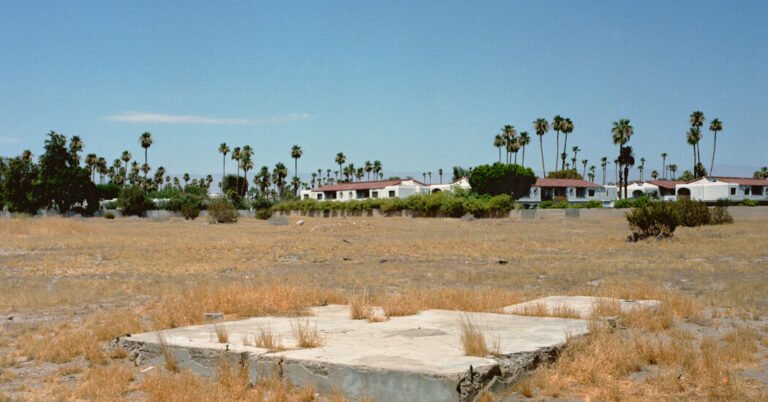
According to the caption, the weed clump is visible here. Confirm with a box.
[626,202,680,241]
[208,197,238,223]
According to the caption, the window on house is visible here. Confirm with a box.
[744,187,751,195]
[752,186,763,196]
[372,191,378,198]
[576,188,586,198]
[388,190,396,197]
[730,188,736,196]
[588,189,595,197]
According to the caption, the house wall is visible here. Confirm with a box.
[518,186,616,204]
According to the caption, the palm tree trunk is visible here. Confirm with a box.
[623,166,629,199]
[582,165,587,178]
[294,159,298,180]
[539,136,546,177]
[522,146,526,168]
[498,147,501,163]
[710,133,717,175]
[692,146,696,176]
[555,132,560,172]
[222,156,226,190]
[514,152,518,164]
[602,167,606,185]
[561,135,569,171]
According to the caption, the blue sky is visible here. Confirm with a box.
[1,0,766,181]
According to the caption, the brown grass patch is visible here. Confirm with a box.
[214,324,229,343]
[74,363,133,400]
[157,331,179,373]
[510,302,581,319]
[252,327,286,352]
[458,315,490,357]
[292,319,324,348]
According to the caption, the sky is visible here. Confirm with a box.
[1,0,767,182]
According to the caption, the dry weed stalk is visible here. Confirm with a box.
[292,319,324,348]
[157,331,179,373]
[253,327,286,352]
[214,324,229,343]
[458,315,490,357]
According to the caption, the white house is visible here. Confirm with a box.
[627,180,685,201]
[300,179,429,201]
[676,177,768,203]
[518,178,617,205]
[626,181,660,198]
[428,177,471,193]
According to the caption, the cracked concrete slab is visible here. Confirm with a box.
[120,305,589,402]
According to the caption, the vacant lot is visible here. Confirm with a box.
[1,209,767,400]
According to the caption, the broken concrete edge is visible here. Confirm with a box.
[501,296,662,319]
[116,337,574,402]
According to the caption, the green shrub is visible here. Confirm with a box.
[104,212,115,220]
[468,163,536,197]
[255,209,273,220]
[96,183,121,200]
[584,200,603,209]
[540,200,569,209]
[626,202,680,241]
[715,198,734,207]
[118,186,153,216]
[710,206,734,225]
[102,200,118,209]
[545,169,582,180]
[675,199,711,227]
[181,202,200,220]
[207,197,238,223]
[741,199,758,207]
[613,198,634,209]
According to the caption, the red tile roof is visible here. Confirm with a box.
[708,176,768,186]
[315,179,425,192]
[647,180,688,190]
[534,178,602,188]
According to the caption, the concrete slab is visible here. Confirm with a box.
[502,296,661,319]
[120,305,589,402]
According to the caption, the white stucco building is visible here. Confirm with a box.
[675,177,768,203]
[427,177,471,193]
[300,179,429,201]
[518,178,617,205]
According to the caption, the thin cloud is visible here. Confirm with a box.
[102,111,314,125]
[0,136,20,144]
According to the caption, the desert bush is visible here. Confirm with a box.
[626,202,680,241]
[545,169,582,179]
[710,205,734,225]
[540,200,569,209]
[103,212,115,220]
[179,194,202,220]
[613,198,634,208]
[741,199,758,207]
[255,209,273,220]
[468,162,536,197]
[675,199,711,227]
[583,200,603,209]
[208,197,238,223]
[118,186,153,216]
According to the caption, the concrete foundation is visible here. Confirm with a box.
[120,305,589,402]
[502,296,662,319]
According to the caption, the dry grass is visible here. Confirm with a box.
[509,302,581,319]
[458,315,490,357]
[214,324,229,343]
[157,331,179,373]
[292,319,324,348]
[252,327,286,352]
[73,363,133,400]
[1,213,767,400]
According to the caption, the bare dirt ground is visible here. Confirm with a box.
[1,208,767,401]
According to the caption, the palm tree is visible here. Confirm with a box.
[364,160,373,181]
[533,118,549,176]
[581,159,588,178]
[507,137,521,165]
[373,160,382,180]
[291,145,303,179]
[335,152,346,181]
[560,118,574,170]
[502,125,517,164]
[753,166,768,179]
[240,145,254,195]
[650,170,658,180]
[155,166,166,190]
[273,163,288,196]
[232,146,242,181]
[619,146,635,199]
[139,132,153,180]
[438,168,443,184]
[355,168,364,182]
[422,172,427,182]
[551,115,564,172]
[588,165,596,182]
[310,173,317,188]
[85,153,98,182]
[518,132,531,168]
[69,136,84,165]
[600,157,608,185]
[218,143,229,189]
[571,146,581,165]
[660,153,668,179]
[687,127,702,176]
[668,164,678,180]
[255,166,271,195]
[493,134,505,163]
[689,111,705,166]
[427,171,433,184]
[709,118,723,175]
[183,173,190,186]
[120,151,132,187]
[639,157,645,181]
[96,157,107,184]
[611,119,634,198]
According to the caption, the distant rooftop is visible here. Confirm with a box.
[534,178,602,188]
[314,179,425,192]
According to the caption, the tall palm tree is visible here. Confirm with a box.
[310,173,317,188]
[96,157,108,184]
[660,153,668,179]
[493,134,505,163]
[560,118,574,170]
[689,111,705,167]
[85,153,98,182]
[69,136,84,165]
[588,165,596,182]
[687,127,701,176]
[291,145,303,179]
[240,145,254,195]
[510,138,521,164]
[139,132,153,180]
[611,119,634,198]
[639,157,645,181]
[256,166,271,195]
[427,171,432,184]
[551,115,564,172]
[581,159,588,178]
[619,146,635,199]
[600,157,608,185]
[364,160,373,181]
[518,132,530,168]
[571,146,581,165]
[335,152,346,181]
[183,173,190,186]
[155,166,166,190]
[232,146,242,180]
[274,162,288,196]
[120,151,132,187]
[533,118,549,176]
[502,125,517,164]
[218,143,229,189]
[438,168,443,184]
[709,118,723,175]
[373,160,382,180]
[651,170,659,179]
[668,164,678,180]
